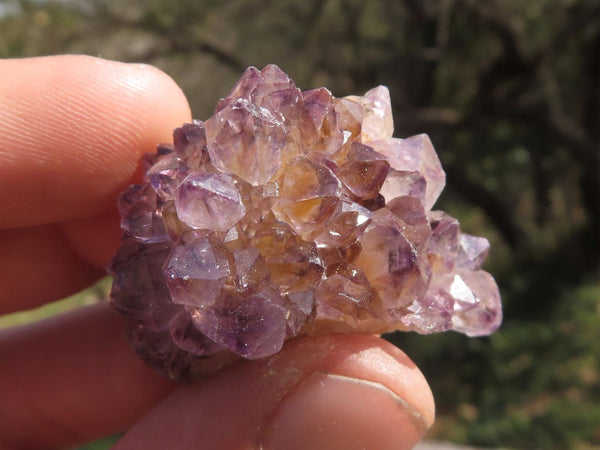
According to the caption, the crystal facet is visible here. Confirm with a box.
[108,64,502,381]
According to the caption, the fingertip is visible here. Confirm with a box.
[347,336,436,428]
[272,334,436,431]
[0,55,192,228]
[257,334,435,430]
[260,372,426,450]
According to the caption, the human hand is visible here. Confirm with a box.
[0,55,434,450]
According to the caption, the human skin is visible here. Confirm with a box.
[0,55,434,450]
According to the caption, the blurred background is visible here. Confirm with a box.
[1,0,599,448]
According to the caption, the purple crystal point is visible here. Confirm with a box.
[172,122,211,170]
[315,265,383,327]
[450,269,502,336]
[189,287,289,359]
[339,143,390,199]
[108,238,179,331]
[164,231,230,308]
[355,208,430,311]
[175,172,245,231]
[360,86,394,142]
[169,311,225,356]
[205,65,299,186]
[456,234,490,270]
[345,85,394,143]
[428,210,461,269]
[301,88,344,155]
[334,97,363,141]
[372,135,446,210]
[313,200,373,247]
[117,184,168,243]
[109,65,502,381]
[285,289,315,335]
[272,156,341,238]
[146,152,182,200]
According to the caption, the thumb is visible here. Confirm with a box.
[115,334,435,450]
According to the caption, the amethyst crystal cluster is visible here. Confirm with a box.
[108,65,501,380]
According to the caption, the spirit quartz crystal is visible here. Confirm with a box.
[108,65,501,381]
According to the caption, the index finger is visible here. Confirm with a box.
[0,55,191,313]
[0,55,191,229]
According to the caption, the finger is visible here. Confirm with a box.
[0,225,101,315]
[0,209,121,315]
[0,55,191,229]
[0,303,176,450]
[115,334,435,450]
[0,55,191,313]
[0,300,434,450]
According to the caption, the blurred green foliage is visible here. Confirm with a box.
[0,278,110,328]
[1,0,599,448]
[76,434,121,450]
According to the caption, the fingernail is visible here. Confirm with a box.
[259,372,428,450]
